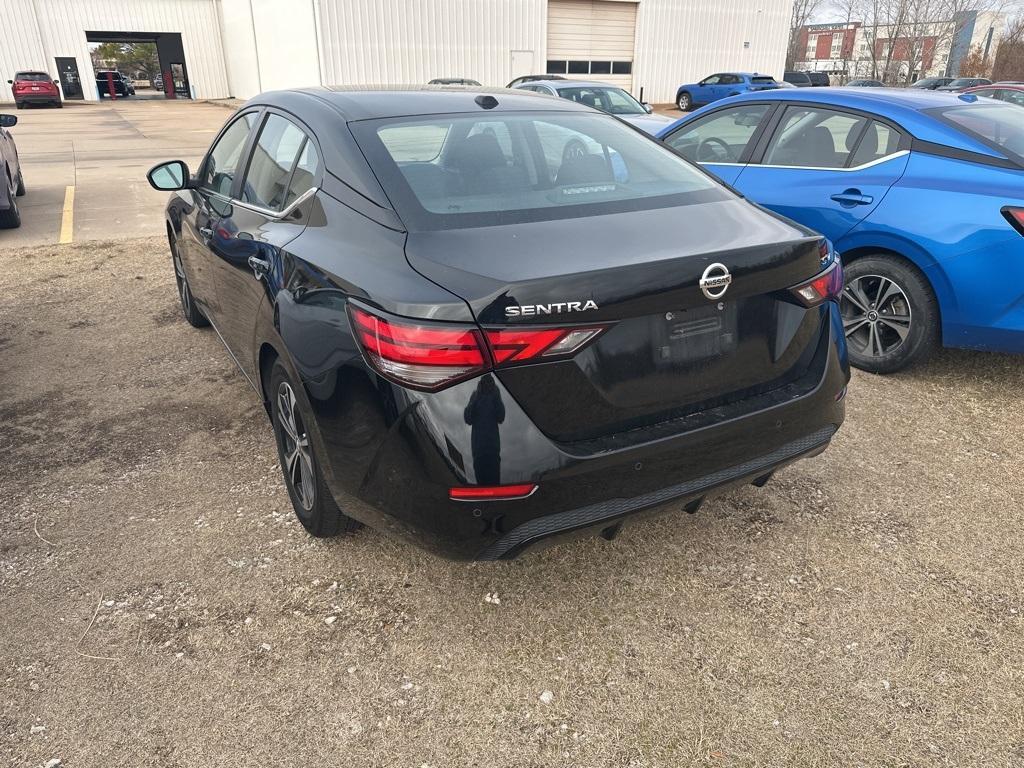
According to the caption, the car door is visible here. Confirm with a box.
[698,75,725,104]
[181,110,261,323]
[208,111,321,382]
[660,102,776,185]
[733,104,910,242]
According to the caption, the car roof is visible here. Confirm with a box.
[658,87,1011,157]
[520,79,625,90]
[251,85,592,121]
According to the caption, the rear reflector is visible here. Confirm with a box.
[349,306,488,391]
[1003,207,1024,236]
[791,259,844,307]
[450,484,538,501]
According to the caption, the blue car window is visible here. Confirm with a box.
[849,122,901,167]
[665,104,770,163]
[763,106,867,169]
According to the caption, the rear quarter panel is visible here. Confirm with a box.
[839,151,1024,350]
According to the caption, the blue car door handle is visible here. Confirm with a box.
[831,189,874,207]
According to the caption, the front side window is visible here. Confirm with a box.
[702,75,722,86]
[241,114,308,210]
[201,112,257,196]
[354,112,726,230]
[763,106,867,168]
[665,104,771,163]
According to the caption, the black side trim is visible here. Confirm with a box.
[911,139,1021,170]
[477,425,837,560]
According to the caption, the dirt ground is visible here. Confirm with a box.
[1,237,1022,768]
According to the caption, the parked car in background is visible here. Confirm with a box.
[146,86,848,559]
[910,77,954,90]
[512,79,672,133]
[506,74,566,88]
[657,88,1024,372]
[936,77,991,92]
[429,78,482,86]
[96,70,134,97]
[846,79,885,87]
[783,71,813,87]
[8,71,62,108]
[807,72,831,87]
[963,83,1024,107]
[675,72,779,111]
[0,113,25,229]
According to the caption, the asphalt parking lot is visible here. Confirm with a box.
[2,101,1024,767]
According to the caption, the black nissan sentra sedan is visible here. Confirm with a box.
[146,87,849,560]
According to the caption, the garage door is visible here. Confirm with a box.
[546,0,637,93]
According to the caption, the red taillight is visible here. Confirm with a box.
[791,260,844,307]
[350,304,608,390]
[349,306,488,391]
[484,326,606,365]
[449,484,538,501]
[1003,207,1024,236]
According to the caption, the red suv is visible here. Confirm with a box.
[8,71,62,109]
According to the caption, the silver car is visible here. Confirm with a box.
[511,79,673,134]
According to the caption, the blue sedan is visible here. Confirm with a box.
[656,88,1024,372]
[675,73,780,112]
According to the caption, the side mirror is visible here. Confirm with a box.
[0,115,17,128]
[147,160,192,191]
[6,80,11,84]
[53,79,59,85]
[642,102,653,113]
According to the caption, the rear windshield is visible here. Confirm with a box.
[933,103,1024,164]
[352,111,727,230]
[752,76,776,84]
[15,72,50,82]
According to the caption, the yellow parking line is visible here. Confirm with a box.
[59,185,75,244]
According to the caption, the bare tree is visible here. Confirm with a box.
[991,14,1024,79]
[787,0,824,70]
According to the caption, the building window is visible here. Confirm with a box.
[612,60,632,75]
[546,60,568,74]
[567,61,589,74]
[590,60,612,74]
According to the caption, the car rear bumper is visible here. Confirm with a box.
[312,304,849,560]
[15,93,60,104]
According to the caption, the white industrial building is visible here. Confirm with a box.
[1,0,791,105]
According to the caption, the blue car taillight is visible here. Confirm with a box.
[1002,207,1024,236]
[791,259,844,307]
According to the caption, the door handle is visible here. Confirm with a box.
[248,255,271,278]
[198,225,214,238]
[830,189,874,207]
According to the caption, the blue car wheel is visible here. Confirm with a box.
[840,255,940,373]
[677,92,692,111]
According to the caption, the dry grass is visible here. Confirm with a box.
[1,237,1022,767]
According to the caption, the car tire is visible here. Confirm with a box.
[15,102,24,110]
[169,233,209,328]
[677,91,693,111]
[0,176,22,230]
[840,254,939,374]
[269,361,362,538]
[55,101,62,108]
[15,169,25,196]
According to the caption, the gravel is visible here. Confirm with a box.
[1,237,1022,767]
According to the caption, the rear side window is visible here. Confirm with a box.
[664,104,771,163]
[201,112,257,196]
[241,114,309,210]
[763,106,867,168]
[849,121,902,166]
[936,103,1024,163]
[284,140,321,207]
